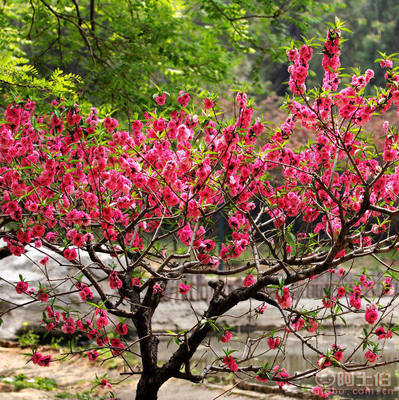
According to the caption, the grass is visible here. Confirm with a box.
[17,330,40,347]
[1,373,57,391]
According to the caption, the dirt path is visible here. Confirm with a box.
[0,345,292,400]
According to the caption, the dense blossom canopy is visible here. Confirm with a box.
[1,26,399,400]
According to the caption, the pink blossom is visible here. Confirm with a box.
[32,353,52,367]
[243,274,255,287]
[276,287,292,309]
[110,337,125,356]
[204,98,214,110]
[273,365,290,388]
[64,248,77,261]
[236,92,247,108]
[220,331,232,343]
[177,91,191,107]
[87,350,99,361]
[100,379,112,389]
[223,355,238,372]
[365,350,378,363]
[154,92,167,105]
[337,286,346,298]
[40,256,49,265]
[267,336,280,350]
[365,304,379,324]
[153,283,163,294]
[62,318,76,334]
[109,271,123,290]
[131,277,141,287]
[375,326,392,340]
[37,289,49,302]
[290,317,304,331]
[380,59,393,68]
[177,224,193,245]
[256,369,268,382]
[116,323,128,336]
[322,296,336,309]
[255,305,267,314]
[307,319,319,333]
[178,282,191,295]
[16,281,28,294]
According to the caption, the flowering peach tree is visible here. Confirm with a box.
[2,25,399,400]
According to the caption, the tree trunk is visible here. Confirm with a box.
[135,374,163,400]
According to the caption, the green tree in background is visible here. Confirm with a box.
[0,0,336,117]
[338,0,399,88]
[256,0,399,96]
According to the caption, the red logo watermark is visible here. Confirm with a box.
[315,371,394,397]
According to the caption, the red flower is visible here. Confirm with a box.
[365,350,378,363]
[16,281,28,294]
[38,354,52,367]
[223,355,238,372]
[155,92,167,105]
[64,248,78,261]
[179,282,191,295]
[100,379,112,389]
[267,336,280,350]
[204,98,214,110]
[220,331,232,343]
[37,289,49,302]
[365,304,379,325]
[243,274,255,287]
[87,350,99,361]
[116,322,128,336]
[276,287,292,309]
[109,271,123,290]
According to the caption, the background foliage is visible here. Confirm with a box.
[0,0,335,116]
[1,1,399,116]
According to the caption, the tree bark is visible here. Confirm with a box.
[135,374,163,400]
[132,280,166,399]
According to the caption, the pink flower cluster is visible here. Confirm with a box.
[287,44,313,94]
[223,355,238,372]
[154,92,167,106]
[87,350,99,361]
[4,34,399,399]
[273,365,290,388]
[349,285,362,309]
[96,309,109,329]
[109,271,123,290]
[76,282,94,302]
[220,330,232,343]
[100,378,112,389]
[383,277,394,295]
[365,350,378,363]
[267,336,280,350]
[375,326,392,340]
[365,303,379,325]
[179,282,191,295]
[243,273,255,287]
[15,281,49,302]
[276,287,292,309]
[116,322,128,336]
[317,344,344,369]
[31,352,52,367]
[322,29,341,91]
